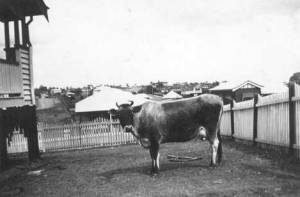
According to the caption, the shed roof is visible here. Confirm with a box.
[260,83,288,94]
[210,80,263,92]
[0,0,49,22]
[163,90,183,99]
[75,86,151,113]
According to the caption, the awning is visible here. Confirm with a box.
[0,0,49,22]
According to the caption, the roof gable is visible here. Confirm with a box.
[210,80,263,92]
[163,90,182,99]
[232,80,263,91]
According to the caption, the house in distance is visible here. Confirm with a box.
[209,80,263,104]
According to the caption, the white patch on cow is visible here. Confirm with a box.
[156,153,160,169]
[198,127,207,140]
[211,138,219,165]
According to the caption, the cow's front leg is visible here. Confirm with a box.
[149,141,160,175]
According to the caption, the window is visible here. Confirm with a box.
[0,93,21,98]
[242,92,254,101]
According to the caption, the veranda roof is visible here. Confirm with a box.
[0,0,49,22]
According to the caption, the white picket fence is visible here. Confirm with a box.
[220,83,300,158]
[7,119,137,153]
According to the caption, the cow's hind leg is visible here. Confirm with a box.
[207,126,220,167]
[217,132,223,164]
[209,137,219,166]
[149,141,160,175]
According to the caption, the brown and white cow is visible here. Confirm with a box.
[110,94,223,174]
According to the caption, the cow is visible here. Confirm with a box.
[109,94,223,174]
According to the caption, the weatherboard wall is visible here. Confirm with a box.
[0,60,22,94]
[0,47,34,108]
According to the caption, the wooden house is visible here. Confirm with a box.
[181,85,204,98]
[0,0,49,170]
[0,0,48,108]
[209,80,263,104]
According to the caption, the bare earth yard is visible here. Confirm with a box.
[1,139,300,197]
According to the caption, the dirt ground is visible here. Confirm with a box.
[0,139,300,197]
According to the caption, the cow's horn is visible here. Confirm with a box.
[129,100,134,106]
[116,102,120,108]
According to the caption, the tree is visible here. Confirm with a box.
[289,72,300,85]
[139,85,156,94]
[34,85,49,97]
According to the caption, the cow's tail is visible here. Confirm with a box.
[217,106,223,163]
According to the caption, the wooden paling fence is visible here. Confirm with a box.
[220,104,231,136]
[7,118,137,153]
[220,83,300,159]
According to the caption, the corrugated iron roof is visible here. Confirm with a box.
[210,80,263,92]
[163,90,183,99]
[75,86,151,113]
[0,0,49,22]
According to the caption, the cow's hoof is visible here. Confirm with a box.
[151,172,159,177]
[150,169,159,177]
[210,162,218,168]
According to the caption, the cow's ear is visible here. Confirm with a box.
[109,109,119,116]
[132,105,142,113]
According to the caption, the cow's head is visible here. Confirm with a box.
[109,101,141,134]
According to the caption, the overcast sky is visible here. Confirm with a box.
[2,0,300,88]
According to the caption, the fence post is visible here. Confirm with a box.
[230,100,235,139]
[0,110,8,170]
[27,106,41,161]
[253,94,258,146]
[288,82,296,155]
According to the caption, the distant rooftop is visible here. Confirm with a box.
[75,86,152,113]
[163,90,183,99]
[210,80,288,94]
[210,80,263,92]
